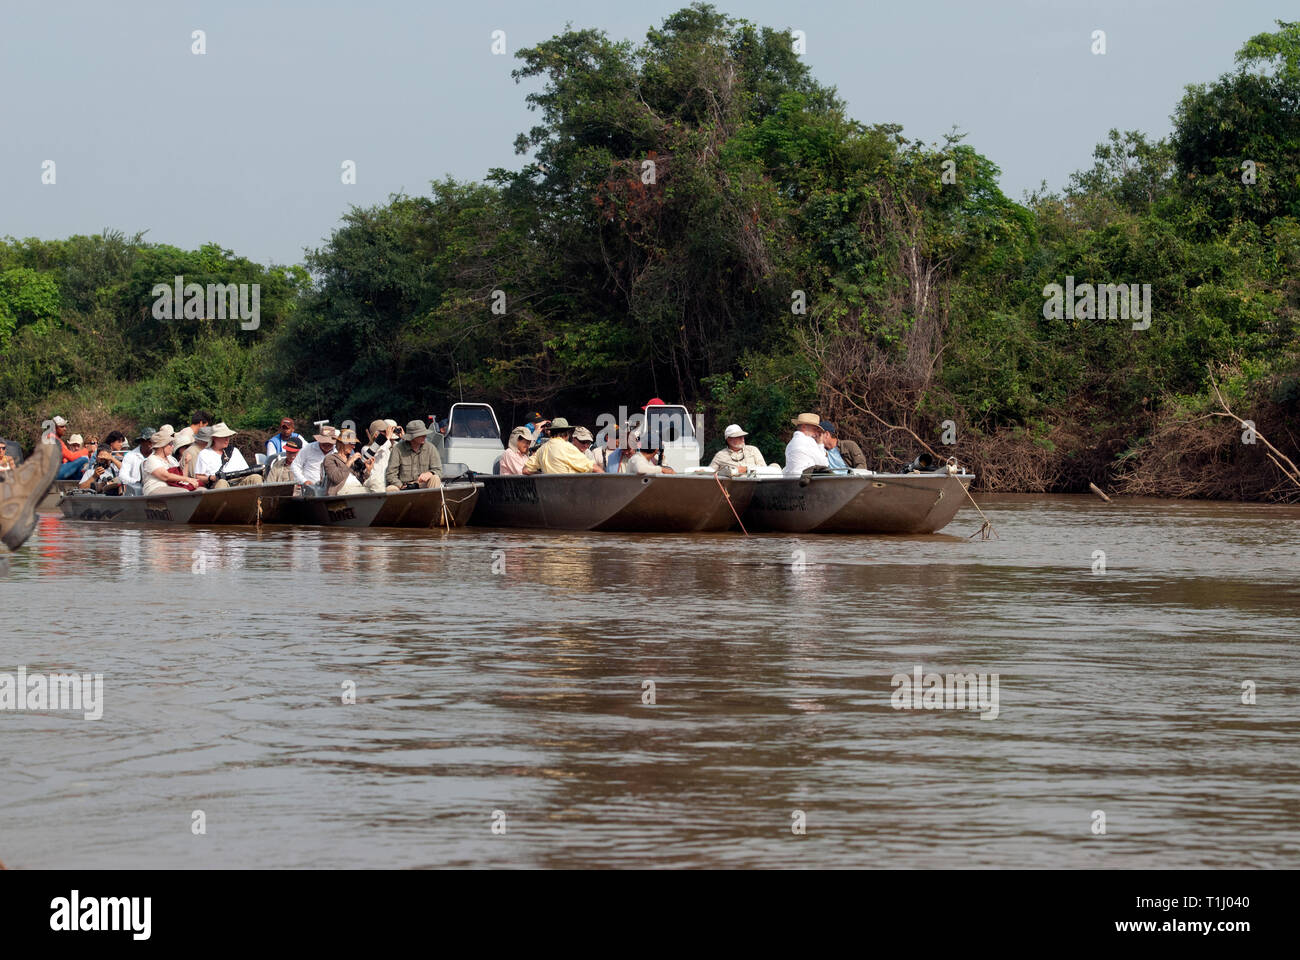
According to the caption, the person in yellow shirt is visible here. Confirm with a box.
[523,418,598,474]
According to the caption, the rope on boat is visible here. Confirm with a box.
[714,472,749,536]
[947,459,998,540]
[439,485,450,529]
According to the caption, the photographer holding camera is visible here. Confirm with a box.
[321,429,369,496]
[360,419,396,493]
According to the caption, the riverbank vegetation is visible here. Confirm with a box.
[2,7,1297,500]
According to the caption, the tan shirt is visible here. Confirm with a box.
[709,444,766,474]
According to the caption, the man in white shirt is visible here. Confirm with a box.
[118,427,156,488]
[194,423,261,487]
[783,413,829,477]
[292,426,338,486]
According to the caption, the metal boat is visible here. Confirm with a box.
[741,469,974,534]
[470,473,753,532]
[276,481,482,528]
[58,483,297,525]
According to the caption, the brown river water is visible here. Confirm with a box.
[2,495,1298,868]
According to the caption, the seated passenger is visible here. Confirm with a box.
[293,427,338,486]
[266,439,301,484]
[522,418,596,474]
[622,432,675,475]
[783,413,828,477]
[360,420,396,493]
[53,418,90,480]
[570,427,604,472]
[820,421,868,469]
[709,424,766,476]
[195,423,261,487]
[385,420,443,491]
[322,429,368,495]
[498,427,532,475]
[266,417,305,458]
[77,431,127,494]
[141,431,199,495]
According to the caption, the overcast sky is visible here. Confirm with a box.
[0,0,1285,266]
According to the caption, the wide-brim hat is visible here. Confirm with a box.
[337,429,359,444]
[210,422,237,439]
[548,417,572,432]
[173,427,197,448]
[724,424,748,439]
[314,426,339,444]
[404,419,430,439]
[572,426,594,442]
[137,426,156,440]
[508,426,531,443]
[149,430,174,447]
[791,413,823,429]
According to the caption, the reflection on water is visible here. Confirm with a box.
[2,496,1299,868]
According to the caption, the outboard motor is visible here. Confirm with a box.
[903,452,940,474]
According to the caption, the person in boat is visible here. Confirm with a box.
[52,417,91,480]
[385,420,443,490]
[195,423,261,487]
[77,431,127,494]
[783,413,829,477]
[322,429,368,495]
[589,424,619,472]
[142,430,199,495]
[0,443,15,473]
[522,418,597,474]
[359,420,396,493]
[266,417,304,458]
[498,427,532,475]
[265,438,301,484]
[293,426,339,486]
[570,426,605,471]
[188,409,213,436]
[709,423,766,476]
[173,427,202,477]
[118,426,157,489]
[523,412,550,448]
[622,431,676,475]
[820,421,868,470]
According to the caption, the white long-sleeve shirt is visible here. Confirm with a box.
[291,442,329,484]
[195,446,250,477]
[119,447,146,485]
[783,430,828,477]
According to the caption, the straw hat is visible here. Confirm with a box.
[209,422,237,439]
[791,413,823,429]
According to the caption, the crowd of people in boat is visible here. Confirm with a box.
[36,399,873,497]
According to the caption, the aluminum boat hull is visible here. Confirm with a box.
[58,483,296,525]
[276,482,482,528]
[470,474,753,532]
[742,472,973,534]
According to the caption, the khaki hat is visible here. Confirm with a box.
[314,426,339,444]
[173,427,196,448]
[52,416,68,427]
[149,430,174,447]
[548,417,573,432]
[383,419,398,429]
[209,422,237,439]
[368,419,388,438]
[337,428,359,444]
[508,426,531,443]
[572,426,594,442]
[791,413,823,429]
[404,419,430,439]
[68,434,84,445]
[724,424,748,439]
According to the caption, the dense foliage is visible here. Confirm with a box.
[3,8,1298,498]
